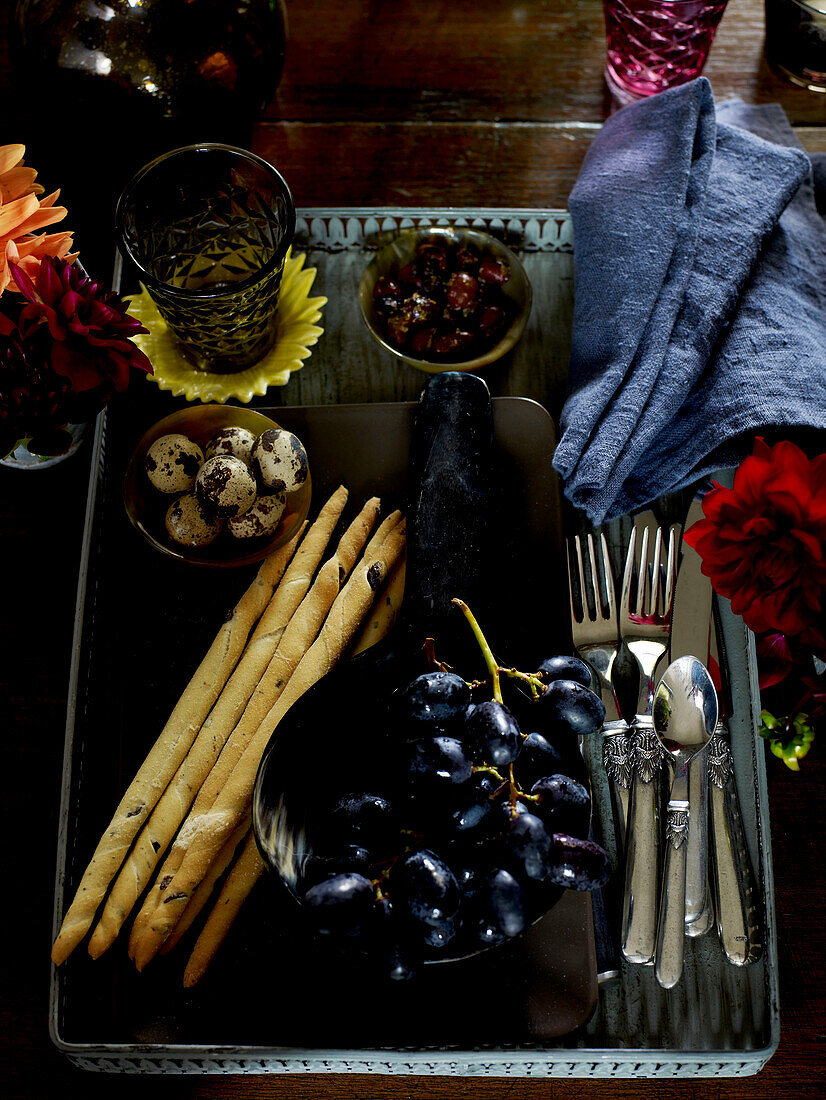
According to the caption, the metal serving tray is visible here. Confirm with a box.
[50,209,779,1076]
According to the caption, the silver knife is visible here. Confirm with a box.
[669,496,712,935]
[708,614,764,966]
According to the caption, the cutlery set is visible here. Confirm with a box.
[568,502,764,989]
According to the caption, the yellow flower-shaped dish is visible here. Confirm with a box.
[128,249,326,404]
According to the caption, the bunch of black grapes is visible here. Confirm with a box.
[296,612,610,981]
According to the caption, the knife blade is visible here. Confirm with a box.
[707,607,764,966]
[669,496,712,934]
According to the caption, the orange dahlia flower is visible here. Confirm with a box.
[0,144,76,295]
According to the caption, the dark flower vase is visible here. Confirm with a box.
[10,0,288,275]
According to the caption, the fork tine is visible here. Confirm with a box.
[586,533,602,620]
[634,527,649,618]
[649,527,663,616]
[567,537,581,624]
[574,534,591,621]
[620,526,637,619]
[600,533,617,626]
[664,525,678,612]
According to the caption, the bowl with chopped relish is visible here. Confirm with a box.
[358,227,532,373]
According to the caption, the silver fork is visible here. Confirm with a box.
[567,533,634,853]
[620,525,678,965]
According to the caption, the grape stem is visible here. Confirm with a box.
[452,599,502,704]
[463,671,546,699]
[423,637,452,672]
[472,764,506,783]
[452,598,524,817]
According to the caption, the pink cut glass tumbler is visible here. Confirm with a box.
[602,1,729,100]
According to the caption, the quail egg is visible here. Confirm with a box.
[196,455,257,518]
[227,492,287,540]
[145,433,204,494]
[252,429,309,495]
[205,425,257,465]
[165,492,222,548]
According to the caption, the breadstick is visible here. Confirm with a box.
[246,486,354,650]
[183,541,403,979]
[140,523,407,959]
[130,557,339,969]
[50,530,303,967]
[351,554,406,655]
[128,501,385,960]
[159,816,251,956]
[128,557,340,960]
[183,833,265,988]
[89,488,353,957]
[165,502,394,859]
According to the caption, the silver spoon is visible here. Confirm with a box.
[652,656,718,989]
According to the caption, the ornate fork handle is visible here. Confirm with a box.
[707,724,763,966]
[602,723,634,853]
[579,642,632,854]
[621,719,666,964]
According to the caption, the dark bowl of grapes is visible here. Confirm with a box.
[358,227,532,374]
[253,371,609,983]
[253,610,611,982]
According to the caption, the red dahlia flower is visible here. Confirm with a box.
[684,438,826,654]
[755,632,796,690]
[7,257,152,393]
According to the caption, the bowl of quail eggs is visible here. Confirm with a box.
[123,404,312,567]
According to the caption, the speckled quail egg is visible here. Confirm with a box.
[227,492,287,540]
[145,433,204,494]
[195,455,257,518]
[205,425,257,466]
[252,429,309,495]
[165,492,222,548]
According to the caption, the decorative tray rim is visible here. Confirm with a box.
[50,208,778,1078]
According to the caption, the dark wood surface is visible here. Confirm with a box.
[2,1,825,1098]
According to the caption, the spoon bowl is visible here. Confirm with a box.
[653,655,718,760]
[652,655,718,988]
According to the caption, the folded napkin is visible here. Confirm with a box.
[553,77,826,523]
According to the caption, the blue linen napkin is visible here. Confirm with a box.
[553,77,826,523]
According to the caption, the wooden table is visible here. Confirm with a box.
[1,1,824,1097]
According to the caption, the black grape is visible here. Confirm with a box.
[465,699,522,766]
[448,772,499,836]
[370,896,420,981]
[513,731,563,788]
[496,797,530,823]
[326,793,398,855]
[421,915,457,950]
[533,678,606,737]
[405,736,472,793]
[531,774,591,837]
[536,655,592,689]
[502,812,553,882]
[394,671,471,733]
[303,873,376,936]
[393,849,460,925]
[547,834,611,890]
[300,844,374,892]
[467,868,527,946]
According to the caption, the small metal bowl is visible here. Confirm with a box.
[123,404,312,568]
[358,227,532,374]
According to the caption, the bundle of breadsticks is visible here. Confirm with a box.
[51,485,406,986]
